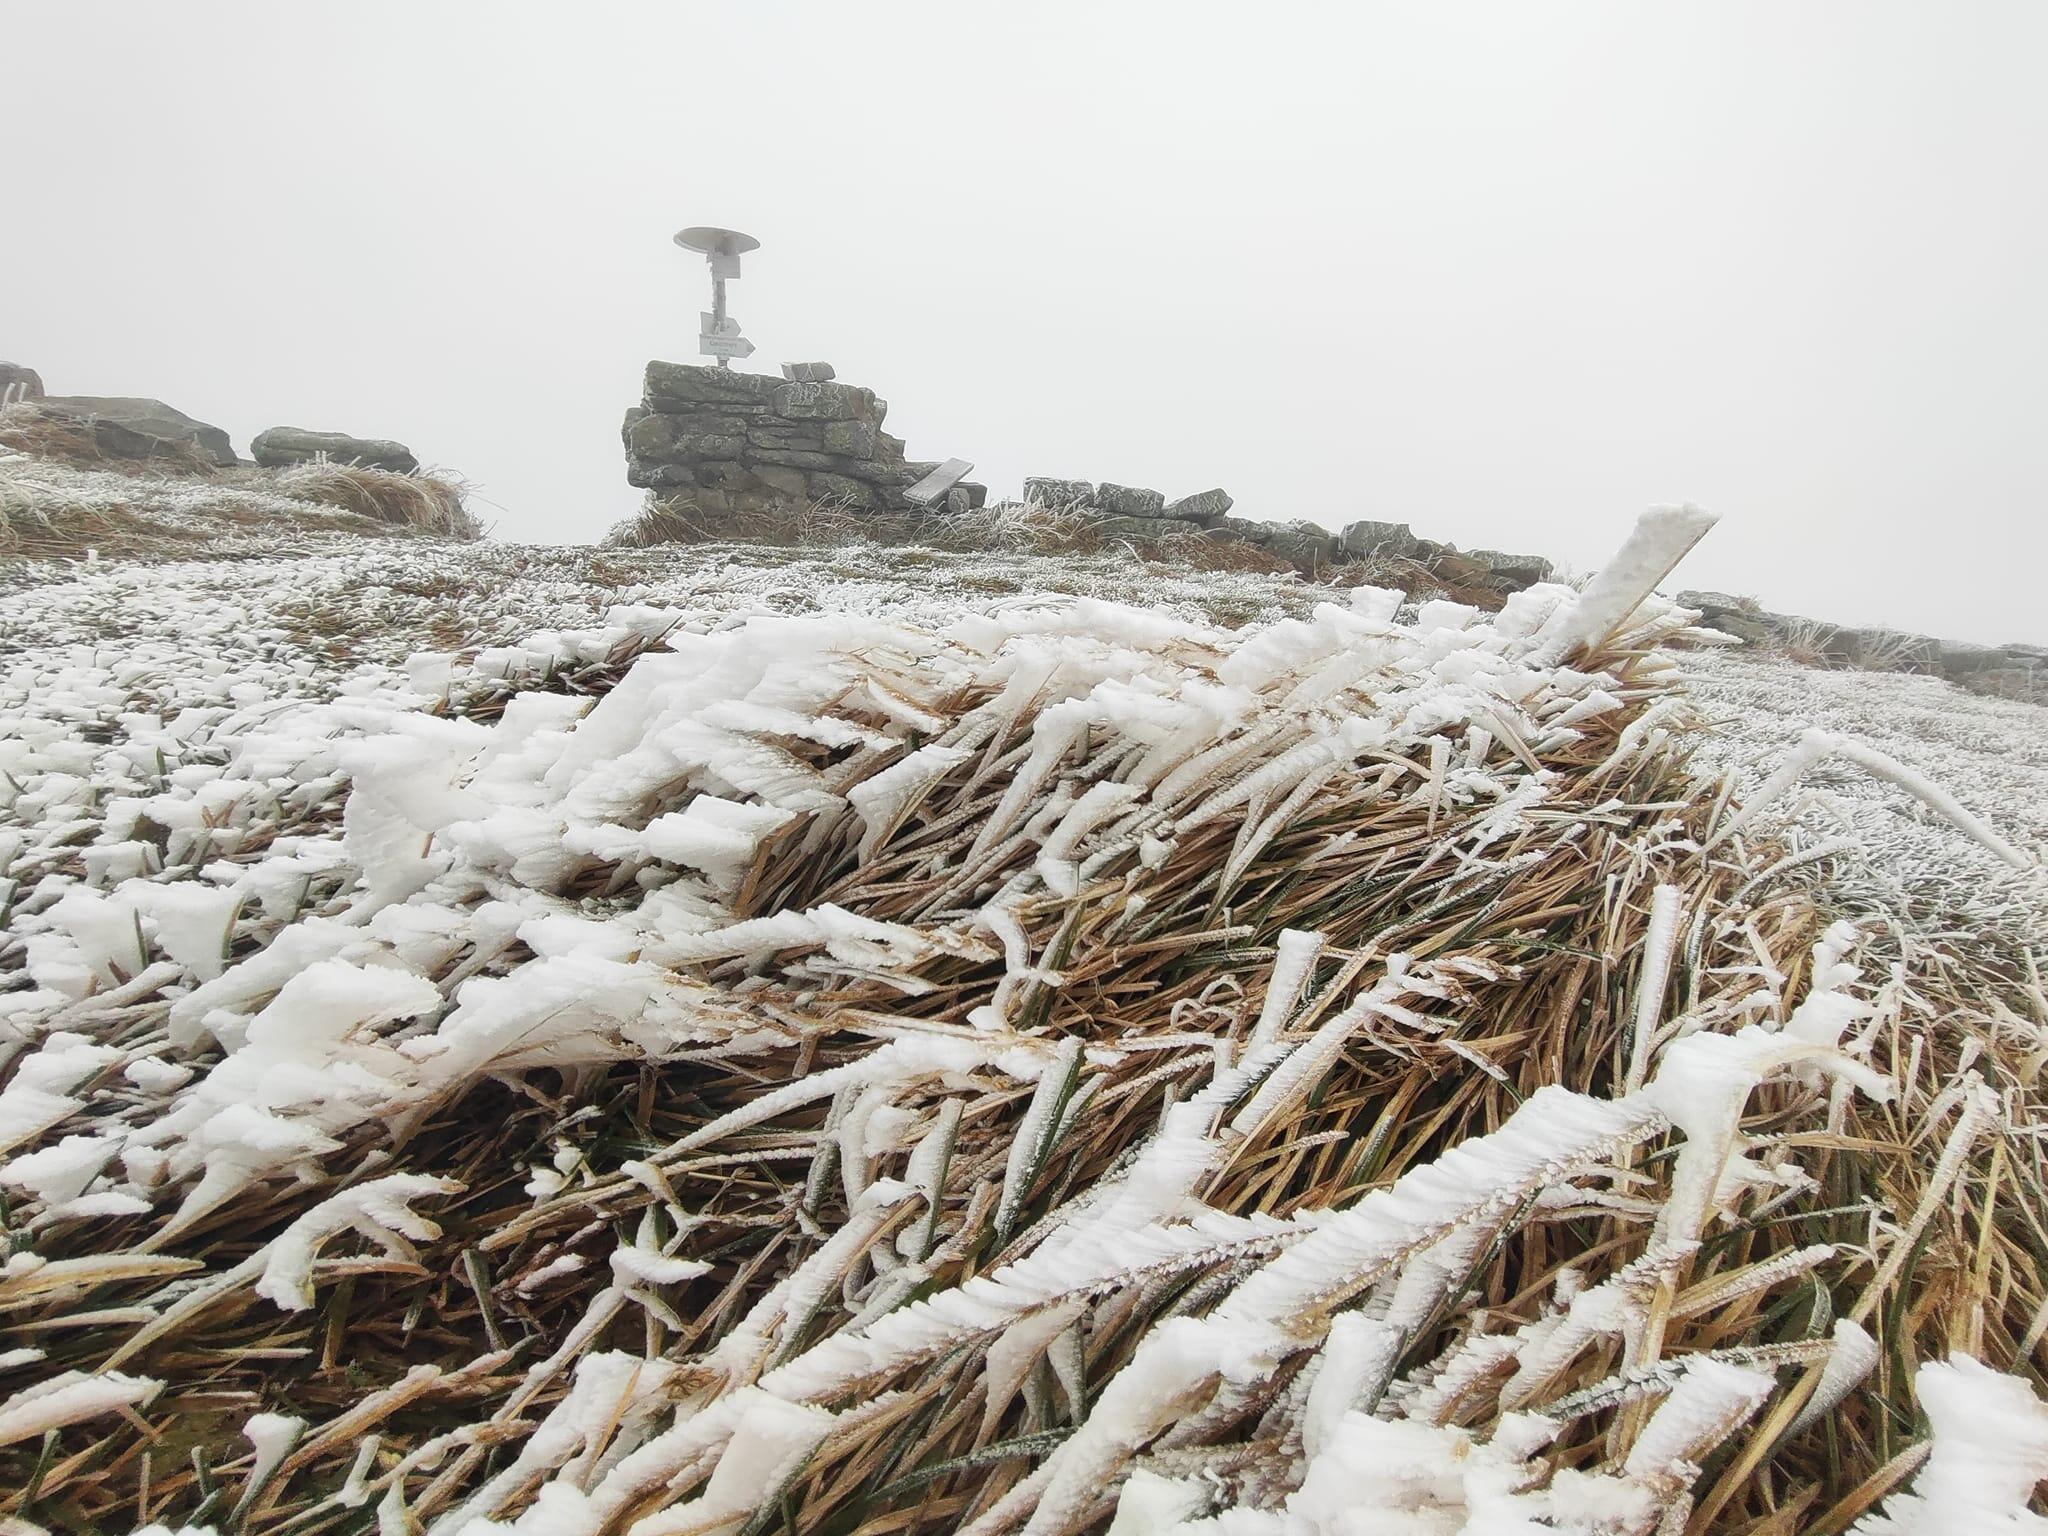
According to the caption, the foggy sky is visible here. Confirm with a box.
[7,3,2044,645]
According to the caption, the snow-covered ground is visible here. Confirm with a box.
[8,535,2043,944]
[3,530,2046,1534]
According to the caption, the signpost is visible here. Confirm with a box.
[904,457,975,507]
[674,225,762,370]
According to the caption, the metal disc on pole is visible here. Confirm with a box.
[675,226,761,368]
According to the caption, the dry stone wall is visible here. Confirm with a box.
[623,361,986,519]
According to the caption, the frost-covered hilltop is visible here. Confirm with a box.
[1,512,2045,1536]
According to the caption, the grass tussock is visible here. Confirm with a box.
[267,461,480,538]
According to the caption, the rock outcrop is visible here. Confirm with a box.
[251,427,420,474]
[35,396,235,466]
[0,362,43,404]
[624,361,984,518]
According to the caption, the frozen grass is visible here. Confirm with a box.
[0,529,2044,1534]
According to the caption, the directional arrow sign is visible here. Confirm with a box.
[700,332,756,360]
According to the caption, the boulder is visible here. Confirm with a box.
[37,396,235,466]
[1096,482,1166,518]
[1338,520,1422,560]
[1024,477,1096,508]
[251,427,420,474]
[0,362,44,403]
[779,361,837,383]
[1164,487,1233,522]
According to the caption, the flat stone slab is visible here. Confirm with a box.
[644,360,783,409]
[1164,488,1232,522]
[251,427,419,474]
[904,457,975,507]
[779,361,836,382]
[37,395,235,466]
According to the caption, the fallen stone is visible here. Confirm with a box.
[956,480,989,510]
[1164,488,1232,522]
[0,362,44,403]
[943,486,975,516]
[779,361,836,383]
[37,396,235,466]
[1096,482,1166,518]
[1024,476,1095,508]
[1338,520,1422,560]
[644,361,782,410]
[251,426,420,474]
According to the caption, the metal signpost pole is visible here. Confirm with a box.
[675,225,760,369]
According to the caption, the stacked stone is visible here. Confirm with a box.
[1338,520,1553,591]
[1015,481,1553,592]
[623,361,986,519]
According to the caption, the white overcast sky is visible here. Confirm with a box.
[7,3,2044,644]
